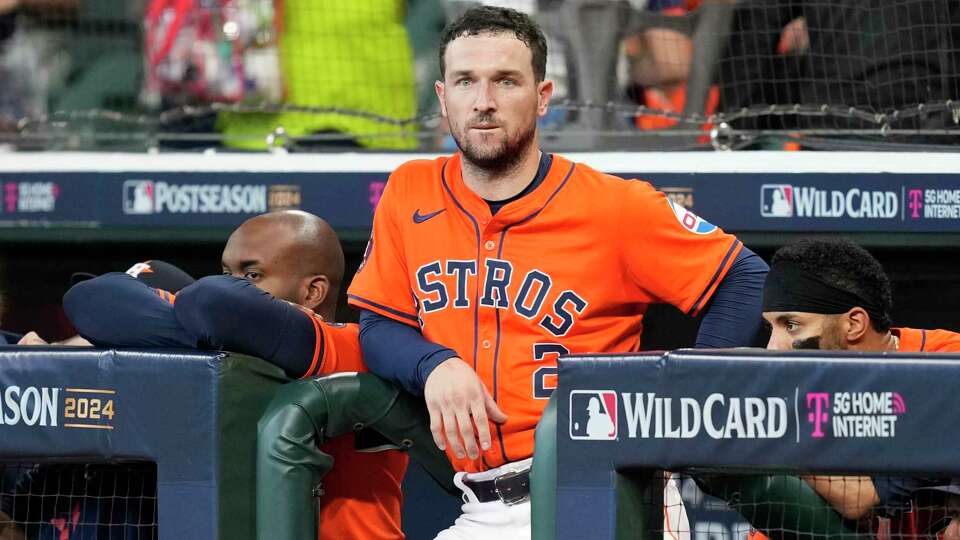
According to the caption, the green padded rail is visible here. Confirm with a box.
[531,394,558,540]
[216,353,291,540]
[256,373,457,540]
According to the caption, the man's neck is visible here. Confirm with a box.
[315,305,336,322]
[461,146,543,202]
[855,330,899,352]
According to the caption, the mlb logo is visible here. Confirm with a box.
[569,390,618,440]
[761,184,793,217]
[123,180,155,215]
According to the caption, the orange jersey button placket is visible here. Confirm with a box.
[477,217,511,467]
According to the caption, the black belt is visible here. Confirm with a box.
[462,468,530,505]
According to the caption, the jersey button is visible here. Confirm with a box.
[484,240,495,251]
[482,339,492,349]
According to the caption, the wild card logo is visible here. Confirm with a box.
[569,390,618,440]
[762,185,897,219]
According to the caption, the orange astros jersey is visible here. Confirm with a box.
[348,153,742,472]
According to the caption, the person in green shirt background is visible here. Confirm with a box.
[219,0,419,151]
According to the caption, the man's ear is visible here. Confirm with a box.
[844,307,871,343]
[435,80,448,118]
[536,79,554,117]
[301,275,330,312]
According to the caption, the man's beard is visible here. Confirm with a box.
[452,115,537,175]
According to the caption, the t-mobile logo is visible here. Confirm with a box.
[908,189,923,219]
[806,392,830,438]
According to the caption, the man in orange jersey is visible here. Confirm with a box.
[63,210,407,540]
[347,6,768,539]
[762,237,959,539]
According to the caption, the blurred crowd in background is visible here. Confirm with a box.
[0,0,958,151]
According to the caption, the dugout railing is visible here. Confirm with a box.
[0,348,288,540]
[531,349,960,540]
[255,373,458,540]
[0,347,458,540]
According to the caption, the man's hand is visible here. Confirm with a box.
[424,357,508,460]
[16,331,47,345]
[56,334,91,346]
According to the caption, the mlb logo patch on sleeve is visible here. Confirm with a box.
[667,199,717,234]
[569,390,618,440]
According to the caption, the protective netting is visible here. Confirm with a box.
[656,472,959,540]
[0,462,157,540]
[0,0,958,151]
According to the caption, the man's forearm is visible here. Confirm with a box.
[358,310,457,395]
[63,273,194,348]
[802,475,879,520]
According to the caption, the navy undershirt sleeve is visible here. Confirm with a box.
[63,272,195,348]
[358,309,457,396]
[174,275,318,378]
[695,247,769,348]
[1,330,23,344]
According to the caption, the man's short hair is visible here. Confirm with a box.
[771,238,893,332]
[438,6,548,82]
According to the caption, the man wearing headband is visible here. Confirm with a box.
[760,237,960,537]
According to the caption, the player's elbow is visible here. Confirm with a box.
[174,276,247,344]
[62,274,118,340]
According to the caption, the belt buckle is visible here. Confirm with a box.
[493,469,529,506]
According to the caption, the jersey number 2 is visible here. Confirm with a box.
[532,343,569,399]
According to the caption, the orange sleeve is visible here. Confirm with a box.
[347,168,420,327]
[305,321,369,378]
[153,288,176,305]
[619,180,742,315]
[925,329,960,352]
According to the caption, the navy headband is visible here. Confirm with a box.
[763,260,887,323]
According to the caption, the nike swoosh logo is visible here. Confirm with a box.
[413,208,446,223]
